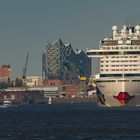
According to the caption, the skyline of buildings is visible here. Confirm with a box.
[0,39,92,86]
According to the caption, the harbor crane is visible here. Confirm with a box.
[22,53,29,82]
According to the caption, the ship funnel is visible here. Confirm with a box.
[132,27,135,33]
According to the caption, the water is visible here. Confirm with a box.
[0,103,140,140]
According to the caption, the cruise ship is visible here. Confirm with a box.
[87,25,140,106]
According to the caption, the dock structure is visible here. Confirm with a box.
[0,83,96,104]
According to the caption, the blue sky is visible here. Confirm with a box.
[0,0,140,78]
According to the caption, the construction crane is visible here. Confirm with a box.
[22,53,29,81]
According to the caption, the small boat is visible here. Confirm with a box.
[48,97,52,104]
[0,100,17,108]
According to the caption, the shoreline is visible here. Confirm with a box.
[44,96,97,104]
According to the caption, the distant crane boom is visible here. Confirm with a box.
[22,53,29,79]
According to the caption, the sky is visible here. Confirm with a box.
[0,0,140,79]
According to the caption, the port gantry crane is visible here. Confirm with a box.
[22,53,29,85]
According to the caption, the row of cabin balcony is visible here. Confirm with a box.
[101,46,140,50]
[87,51,140,56]
[100,69,139,72]
[101,61,139,64]
[100,65,139,67]
[100,58,139,61]
[103,56,138,58]
[101,65,139,68]
[101,67,140,71]
[101,68,140,71]
[100,59,140,63]
[99,73,140,78]
[100,58,138,62]
[100,63,139,65]
[100,40,140,46]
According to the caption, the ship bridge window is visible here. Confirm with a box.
[117,80,130,82]
[101,73,140,77]
[96,80,115,83]
[100,74,122,77]
[87,52,98,55]
[124,74,140,77]
[132,80,140,82]
[87,50,140,57]
[88,51,123,55]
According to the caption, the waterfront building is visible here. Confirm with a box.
[42,39,91,82]
[26,76,43,87]
[0,65,11,82]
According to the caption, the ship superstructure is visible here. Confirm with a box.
[87,25,140,106]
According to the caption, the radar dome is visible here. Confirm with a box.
[112,26,117,31]
[135,25,140,30]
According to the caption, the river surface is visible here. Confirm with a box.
[0,103,140,140]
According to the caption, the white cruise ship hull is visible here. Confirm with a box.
[96,77,140,106]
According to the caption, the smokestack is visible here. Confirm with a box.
[132,27,135,33]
